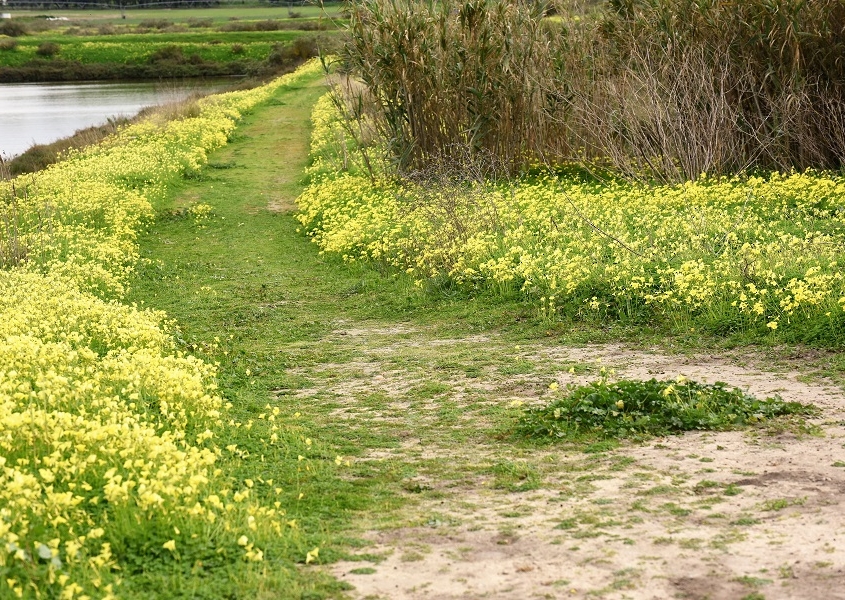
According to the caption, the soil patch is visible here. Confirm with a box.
[325,340,845,599]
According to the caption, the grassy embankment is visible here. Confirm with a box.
[0,6,344,81]
[0,62,375,600]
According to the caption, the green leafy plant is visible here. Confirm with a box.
[518,377,815,440]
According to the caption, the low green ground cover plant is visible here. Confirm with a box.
[518,378,815,440]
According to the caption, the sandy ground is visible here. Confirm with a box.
[326,342,845,600]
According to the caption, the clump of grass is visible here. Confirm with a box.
[518,378,815,440]
[5,116,131,177]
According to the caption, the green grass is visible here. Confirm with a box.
[124,61,602,596]
[122,69,385,599]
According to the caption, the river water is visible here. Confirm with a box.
[0,78,234,159]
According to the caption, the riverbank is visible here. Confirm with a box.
[0,61,353,600]
[2,83,221,176]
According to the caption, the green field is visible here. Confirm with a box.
[0,30,306,65]
[0,5,344,80]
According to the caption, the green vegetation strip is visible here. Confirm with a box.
[0,9,343,81]
[519,378,816,441]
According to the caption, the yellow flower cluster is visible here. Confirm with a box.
[1,60,323,599]
[298,93,845,335]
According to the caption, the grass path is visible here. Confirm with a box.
[129,74,845,599]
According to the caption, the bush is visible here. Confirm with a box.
[0,38,17,51]
[266,37,319,68]
[34,41,59,57]
[231,42,245,54]
[137,18,171,29]
[187,17,213,28]
[219,18,327,32]
[148,44,185,63]
[0,20,27,37]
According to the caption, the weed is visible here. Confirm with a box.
[490,460,541,493]
[736,575,773,587]
[761,498,794,511]
[518,378,814,441]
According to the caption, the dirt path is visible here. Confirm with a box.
[315,329,845,600]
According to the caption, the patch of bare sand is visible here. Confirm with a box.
[328,344,845,599]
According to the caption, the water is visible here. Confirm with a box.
[0,78,234,158]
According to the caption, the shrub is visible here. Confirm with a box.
[137,18,171,29]
[231,42,245,54]
[266,38,319,68]
[187,17,213,28]
[34,41,59,57]
[0,38,17,51]
[0,20,27,37]
[148,44,185,63]
[219,18,327,32]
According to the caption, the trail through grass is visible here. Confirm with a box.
[128,70,845,599]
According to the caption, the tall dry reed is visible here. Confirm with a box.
[339,0,845,181]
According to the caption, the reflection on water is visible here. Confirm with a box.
[0,79,234,158]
